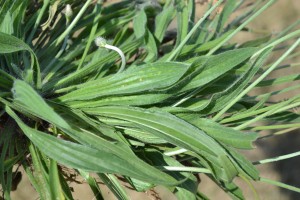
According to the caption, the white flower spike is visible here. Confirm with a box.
[65,4,73,18]
[95,37,126,73]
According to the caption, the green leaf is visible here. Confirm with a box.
[44,38,144,91]
[28,144,51,200]
[179,47,258,92]
[6,106,179,186]
[239,35,272,48]
[9,80,179,186]
[83,105,239,182]
[0,0,15,28]
[12,79,70,129]
[79,170,104,200]
[175,0,189,45]
[3,155,23,172]
[0,11,13,34]
[133,9,147,38]
[225,146,259,180]
[84,106,224,156]
[215,0,238,33]
[65,93,171,108]
[0,119,15,199]
[0,32,41,87]
[219,180,245,200]
[178,30,235,58]
[58,62,189,102]
[194,47,272,113]
[123,127,167,144]
[98,173,129,200]
[0,31,32,54]
[59,171,74,200]
[126,177,154,192]
[12,80,131,151]
[187,118,258,149]
[140,150,198,200]
[154,4,175,42]
[144,29,158,62]
[49,160,65,200]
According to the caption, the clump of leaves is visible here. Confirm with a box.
[1,0,300,199]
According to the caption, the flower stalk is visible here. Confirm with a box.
[95,37,126,73]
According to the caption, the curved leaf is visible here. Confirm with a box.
[179,47,257,92]
[6,106,179,186]
[0,32,41,87]
[10,80,179,185]
[188,118,258,149]
[83,105,240,182]
[58,62,189,102]
[65,93,171,108]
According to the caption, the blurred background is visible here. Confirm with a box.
[10,0,300,199]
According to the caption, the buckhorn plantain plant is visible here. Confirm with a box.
[1,0,300,199]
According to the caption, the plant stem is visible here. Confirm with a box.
[42,5,74,82]
[95,37,126,73]
[236,99,300,130]
[164,148,188,156]
[161,166,211,174]
[239,174,259,200]
[260,177,300,193]
[213,37,300,121]
[258,127,298,140]
[252,29,300,59]
[253,123,300,131]
[105,44,126,73]
[77,1,102,71]
[207,0,276,56]
[26,0,50,45]
[55,0,94,46]
[254,151,300,165]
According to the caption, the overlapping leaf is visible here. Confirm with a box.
[83,105,241,182]
[174,47,258,94]
[58,62,189,102]
[9,80,179,186]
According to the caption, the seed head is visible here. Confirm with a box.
[65,4,73,18]
[95,37,107,47]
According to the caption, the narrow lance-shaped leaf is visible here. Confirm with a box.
[10,80,179,185]
[49,159,65,200]
[58,62,190,102]
[79,170,104,200]
[6,106,179,186]
[28,144,51,200]
[133,9,147,38]
[0,32,41,87]
[84,106,225,156]
[154,4,175,42]
[44,38,144,91]
[139,150,198,200]
[0,31,32,54]
[144,29,158,62]
[193,47,273,113]
[65,93,171,108]
[215,0,238,34]
[98,173,129,200]
[178,30,235,58]
[179,47,257,93]
[175,0,189,45]
[187,118,258,149]
[83,105,239,182]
